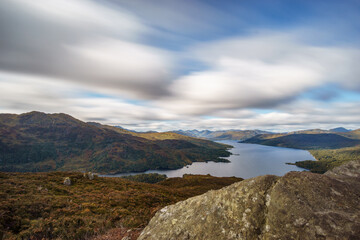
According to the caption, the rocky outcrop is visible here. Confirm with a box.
[139,160,360,240]
[84,172,95,180]
[324,159,360,179]
[63,177,71,186]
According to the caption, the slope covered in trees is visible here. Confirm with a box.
[243,130,360,173]
[0,112,230,174]
[243,133,360,149]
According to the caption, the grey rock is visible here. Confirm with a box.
[63,177,71,186]
[139,160,360,240]
[84,172,95,180]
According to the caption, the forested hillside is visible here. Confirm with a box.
[243,133,360,149]
[0,112,230,174]
[243,130,360,173]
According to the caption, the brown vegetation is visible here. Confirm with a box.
[0,172,242,239]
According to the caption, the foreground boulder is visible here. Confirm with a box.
[139,160,360,239]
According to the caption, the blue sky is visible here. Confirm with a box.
[0,0,359,131]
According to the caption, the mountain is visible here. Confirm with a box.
[243,133,360,150]
[339,128,360,140]
[292,128,331,134]
[330,127,351,132]
[139,160,360,240]
[173,130,214,139]
[0,111,230,174]
[173,129,272,141]
[249,127,350,136]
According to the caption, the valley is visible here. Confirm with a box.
[105,141,313,179]
[1,111,360,239]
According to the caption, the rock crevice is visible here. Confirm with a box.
[259,177,279,238]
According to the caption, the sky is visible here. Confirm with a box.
[0,0,360,132]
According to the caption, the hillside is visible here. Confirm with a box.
[339,128,360,140]
[139,160,360,240]
[239,127,353,141]
[243,130,360,173]
[0,172,242,239]
[173,129,271,141]
[297,146,360,173]
[0,112,230,174]
[100,125,230,149]
[243,133,360,149]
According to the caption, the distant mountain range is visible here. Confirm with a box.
[0,112,230,174]
[173,129,272,141]
[172,127,352,141]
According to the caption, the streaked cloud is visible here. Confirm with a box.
[158,32,360,115]
[0,0,173,99]
[0,0,359,131]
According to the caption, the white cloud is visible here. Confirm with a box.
[65,37,173,98]
[0,0,173,99]
[166,58,320,112]
[0,71,178,124]
[1,71,360,132]
[151,100,360,132]
[158,32,360,115]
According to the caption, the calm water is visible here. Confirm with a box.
[102,140,315,179]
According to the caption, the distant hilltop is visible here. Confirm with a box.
[329,127,351,132]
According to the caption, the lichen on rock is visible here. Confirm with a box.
[139,160,360,240]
